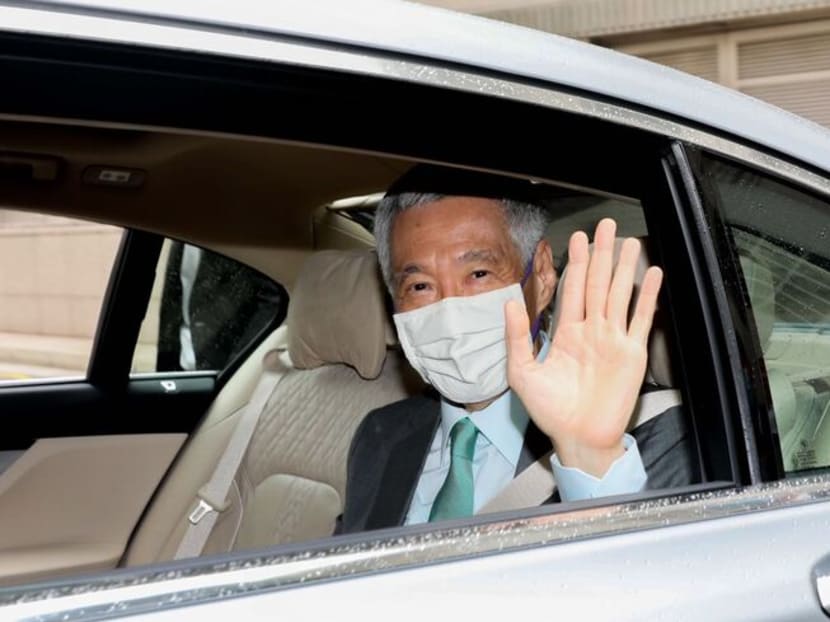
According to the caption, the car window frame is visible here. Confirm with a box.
[88,229,163,388]
[0,225,163,393]
[127,237,290,388]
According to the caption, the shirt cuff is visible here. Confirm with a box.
[550,434,647,502]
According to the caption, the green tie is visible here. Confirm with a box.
[429,417,479,522]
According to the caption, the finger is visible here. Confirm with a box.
[558,230,589,325]
[606,237,641,331]
[628,266,663,344]
[505,299,535,383]
[585,218,617,319]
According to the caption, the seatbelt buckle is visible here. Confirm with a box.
[188,486,231,525]
[188,499,214,525]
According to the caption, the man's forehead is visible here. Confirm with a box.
[401,246,506,265]
[459,248,501,261]
[392,203,516,271]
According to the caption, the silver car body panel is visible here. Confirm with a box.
[4,475,830,621]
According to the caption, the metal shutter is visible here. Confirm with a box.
[738,29,830,127]
[742,79,830,127]
[641,46,719,82]
[738,31,830,79]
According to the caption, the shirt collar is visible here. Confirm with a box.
[439,332,551,467]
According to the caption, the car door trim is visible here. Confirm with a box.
[88,229,162,388]
[3,474,830,620]
[666,144,761,484]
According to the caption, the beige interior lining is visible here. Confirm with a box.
[0,433,185,586]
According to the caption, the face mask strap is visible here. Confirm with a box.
[520,257,534,286]
[519,255,542,343]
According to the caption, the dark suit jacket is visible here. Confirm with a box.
[338,392,698,534]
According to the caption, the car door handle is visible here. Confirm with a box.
[814,554,830,616]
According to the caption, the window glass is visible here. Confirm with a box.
[0,209,122,382]
[703,156,830,473]
[132,240,286,374]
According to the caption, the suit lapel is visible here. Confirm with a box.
[515,419,551,475]
[365,399,441,530]
[363,397,552,529]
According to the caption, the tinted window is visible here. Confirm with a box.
[132,241,286,374]
[703,156,830,473]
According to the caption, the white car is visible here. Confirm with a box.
[1,1,830,620]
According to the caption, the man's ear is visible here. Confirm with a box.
[530,240,557,317]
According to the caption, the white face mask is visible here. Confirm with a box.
[393,283,526,404]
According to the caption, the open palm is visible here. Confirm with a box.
[505,219,663,477]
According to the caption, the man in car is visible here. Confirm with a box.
[338,165,697,532]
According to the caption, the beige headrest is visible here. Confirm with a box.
[738,254,775,349]
[287,250,390,380]
[550,237,674,388]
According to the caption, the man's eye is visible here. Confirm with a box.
[472,270,489,279]
[411,282,429,292]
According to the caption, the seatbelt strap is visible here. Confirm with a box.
[477,389,682,516]
[174,348,290,560]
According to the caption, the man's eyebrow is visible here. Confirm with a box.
[393,263,424,286]
[458,249,500,264]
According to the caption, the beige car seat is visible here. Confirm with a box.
[739,254,797,435]
[739,252,823,471]
[126,250,421,566]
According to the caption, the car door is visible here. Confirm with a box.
[0,220,199,585]
[0,215,284,585]
[1,2,829,620]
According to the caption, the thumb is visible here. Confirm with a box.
[505,299,535,381]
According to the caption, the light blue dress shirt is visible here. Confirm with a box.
[405,334,647,525]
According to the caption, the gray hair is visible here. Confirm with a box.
[374,192,550,292]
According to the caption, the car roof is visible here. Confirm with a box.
[32,0,830,174]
